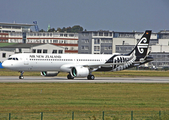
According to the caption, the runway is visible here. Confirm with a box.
[0,76,169,83]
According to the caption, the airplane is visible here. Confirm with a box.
[2,30,153,80]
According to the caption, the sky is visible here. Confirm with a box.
[0,0,169,32]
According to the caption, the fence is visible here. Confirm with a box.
[0,111,169,120]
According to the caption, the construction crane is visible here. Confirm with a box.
[33,21,39,32]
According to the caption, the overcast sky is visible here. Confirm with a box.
[1,0,169,32]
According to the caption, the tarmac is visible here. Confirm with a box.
[0,76,169,83]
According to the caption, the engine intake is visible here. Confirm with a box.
[71,67,89,77]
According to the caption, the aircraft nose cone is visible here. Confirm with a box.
[2,61,10,68]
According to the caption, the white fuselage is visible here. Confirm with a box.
[2,53,120,72]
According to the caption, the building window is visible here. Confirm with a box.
[58,50,63,54]
[94,46,100,51]
[82,39,89,43]
[43,49,47,53]
[37,49,42,53]
[53,40,58,43]
[65,47,68,50]
[32,49,36,53]
[69,34,74,37]
[81,46,84,50]
[52,50,57,54]
[82,32,89,36]
[104,32,108,36]
[81,46,89,50]
[59,40,64,43]
[93,32,98,36]
[64,40,67,44]
[99,32,103,36]
[94,39,100,44]
[19,48,22,53]
[2,53,6,58]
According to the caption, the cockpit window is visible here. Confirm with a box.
[8,57,19,60]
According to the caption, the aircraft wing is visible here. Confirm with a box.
[83,62,125,69]
[60,62,125,72]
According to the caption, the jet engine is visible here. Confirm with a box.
[71,66,89,77]
[41,71,59,77]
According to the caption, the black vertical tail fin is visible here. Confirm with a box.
[129,30,152,61]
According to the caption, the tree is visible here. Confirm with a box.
[71,25,83,33]
[56,27,62,32]
[39,29,45,32]
[51,25,84,33]
[48,28,56,32]
[66,27,72,32]
[62,27,66,32]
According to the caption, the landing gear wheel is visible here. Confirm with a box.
[19,76,24,79]
[67,74,74,79]
[87,75,95,80]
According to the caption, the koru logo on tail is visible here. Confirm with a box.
[137,37,148,54]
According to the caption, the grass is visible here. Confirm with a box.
[0,83,169,113]
[1,69,169,119]
[1,68,169,77]
[0,43,16,47]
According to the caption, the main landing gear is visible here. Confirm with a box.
[67,73,95,80]
[87,75,95,80]
[67,73,74,79]
[19,71,24,79]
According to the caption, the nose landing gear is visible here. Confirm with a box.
[19,71,24,79]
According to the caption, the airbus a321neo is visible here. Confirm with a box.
[2,30,153,80]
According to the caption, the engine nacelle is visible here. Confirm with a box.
[71,66,89,77]
[41,71,59,77]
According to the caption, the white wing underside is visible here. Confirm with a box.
[64,62,125,70]
[83,62,125,68]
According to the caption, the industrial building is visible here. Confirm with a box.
[78,31,158,54]
[0,22,78,54]
[78,31,113,54]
